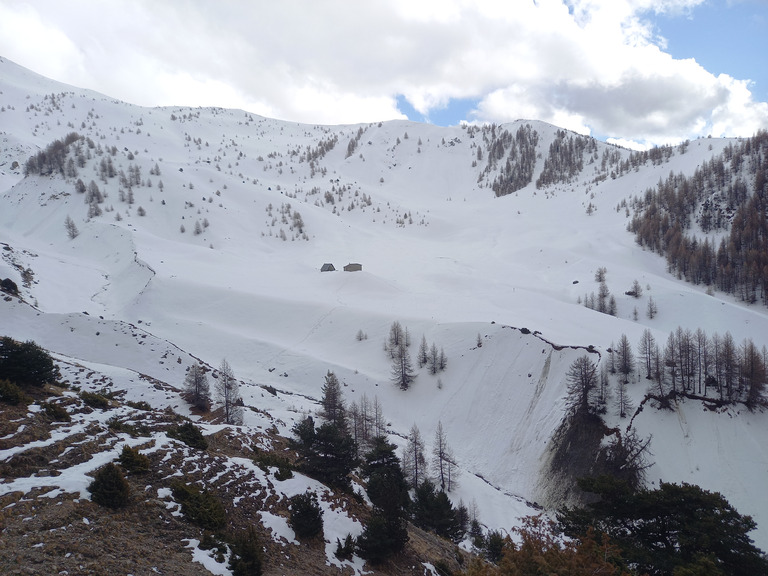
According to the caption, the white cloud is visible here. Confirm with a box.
[0,0,765,145]
[0,3,84,82]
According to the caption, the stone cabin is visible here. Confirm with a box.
[344,263,362,272]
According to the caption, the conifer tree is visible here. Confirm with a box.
[428,343,440,375]
[596,363,610,413]
[357,437,410,563]
[432,421,458,491]
[646,295,658,319]
[615,333,634,383]
[402,423,427,490]
[565,355,598,414]
[615,378,633,418]
[418,335,429,368]
[0,337,59,389]
[391,342,416,390]
[559,478,768,576]
[301,421,356,490]
[664,332,679,393]
[412,479,464,542]
[184,362,211,411]
[387,321,405,357]
[598,281,610,313]
[215,359,243,425]
[638,329,656,380]
[64,215,79,239]
[320,370,346,429]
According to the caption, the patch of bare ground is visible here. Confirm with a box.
[0,403,50,450]
[2,389,478,575]
[0,488,213,576]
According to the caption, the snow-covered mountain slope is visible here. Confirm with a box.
[2,54,767,555]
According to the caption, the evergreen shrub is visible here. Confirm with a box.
[89,463,131,509]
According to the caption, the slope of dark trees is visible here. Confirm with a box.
[535,130,597,188]
[23,132,82,177]
[485,124,539,196]
[629,130,768,305]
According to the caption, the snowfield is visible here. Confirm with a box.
[1,54,767,559]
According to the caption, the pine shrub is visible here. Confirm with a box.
[288,491,324,539]
[0,337,59,389]
[254,451,293,480]
[118,445,150,473]
[89,463,131,509]
[334,534,355,560]
[107,416,150,438]
[228,526,263,576]
[41,400,71,422]
[167,421,208,449]
[126,400,152,411]
[79,390,111,409]
[0,379,28,405]
[170,480,225,531]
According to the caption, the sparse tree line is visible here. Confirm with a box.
[567,326,766,420]
[345,125,366,158]
[25,133,213,236]
[629,326,767,408]
[262,201,307,241]
[287,370,469,564]
[580,268,658,320]
[476,123,683,200]
[535,130,597,189]
[384,321,447,390]
[183,359,243,425]
[629,129,768,305]
[483,124,539,197]
[301,133,339,163]
[23,131,82,177]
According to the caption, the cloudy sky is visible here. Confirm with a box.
[1,0,766,148]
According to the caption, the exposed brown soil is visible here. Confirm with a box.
[1,388,472,576]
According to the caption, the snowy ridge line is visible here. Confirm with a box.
[627,389,765,433]
[472,471,541,511]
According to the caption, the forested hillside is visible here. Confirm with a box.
[629,130,768,304]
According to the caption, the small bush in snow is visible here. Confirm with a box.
[0,379,28,405]
[170,480,225,531]
[167,421,208,450]
[288,491,324,539]
[118,445,150,473]
[89,463,130,509]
